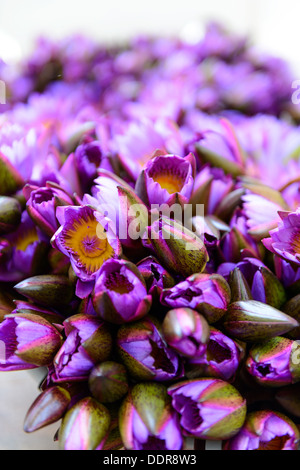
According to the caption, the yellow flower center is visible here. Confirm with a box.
[16,228,39,251]
[152,173,184,194]
[64,215,114,274]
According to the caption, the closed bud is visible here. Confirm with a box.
[161,308,210,358]
[145,215,209,278]
[14,274,74,309]
[0,196,22,234]
[251,266,287,309]
[223,410,299,450]
[282,294,300,339]
[229,267,253,302]
[223,300,299,342]
[246,336,300,386]
[24,386,71,432]
[168,378,246,440]
[0,151,23,196]
[58,397,111,450]
[119,382,183,450]
[275,383,300,418]
[88,361,129,403]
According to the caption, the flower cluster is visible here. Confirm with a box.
[1,22,300,450]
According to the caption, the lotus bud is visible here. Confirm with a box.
[0,196,22,234]
[275,383,300,418]
[246,336,300,386]
[168,378,246,440]
[145,215,209,278]
[58,397,111,450]
[0,151,23,196]
[24,386,71,432]
[119,382,183,450]
[229,267,253,302]
[161,273,231,324]
[282,294,300,339]
[88,361,129,403]
[223,300,299,342]
[14,274,74,309]
[0,313,63,370]
[53,314,112,381]
[136,256,175,299]
[223,410,299,450]
[92,258,152,324]
[161,308,210,358]
[116,316,183,382]
[186,327,245,382]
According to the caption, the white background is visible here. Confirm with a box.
[0,0,300,450]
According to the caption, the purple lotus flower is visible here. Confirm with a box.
[223,410,299,450]
[117,316,183,382]
[186,327,244,382]
[51,205,122,298]
[92,258,152,324]
[262,209,300,266]
[119,382,183,450]
[161,308,210,358]
[135,153,195,207]
[0,313,63,371]
[24,183,73,237]
[161,273,230,323]
[246,336,300,387]
[0,210,49,282]
[52,314,112,382]
[168,378,246,440]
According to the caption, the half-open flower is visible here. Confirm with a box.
[92,258,152,324]
[117,316,183,382]
[161,273,230,324]
[53,313,112,382]
[119,382,183,450]
[51,205,122,298]
[186,327,245,382]
[0,312,63,370]
[223,410,300,450]
[24,183,73,237]
[135,153,195,207]
[168,378,246,440]
[246,336,300,387]
[136,256,175,299]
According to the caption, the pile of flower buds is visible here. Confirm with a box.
[1,22,300,450]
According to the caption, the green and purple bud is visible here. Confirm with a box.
[24,386,71,432]
[186,327,245,382]
[0,196,22,234]
[245,336,300,387]
[58,397,111,450]
[0,312,63,370]
[275,383,300,418]
[223,410,299,450]
[119,382,183,450]
[161,273,231,324]
[53,314,112,382]
[117,316,183,382]
[223,300,299,342]
[14,274,75,309]
[145,215,209,278]
[161,308,210,358]
[92,258,152,324]
[229,267,253,302]
[88,361,129,403]
[168,378,246,440]
[282,294,300,339]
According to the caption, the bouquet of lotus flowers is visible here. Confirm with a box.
[1,22,300,451]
